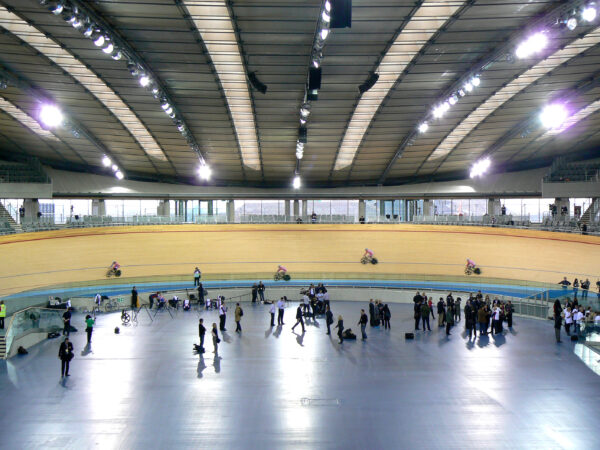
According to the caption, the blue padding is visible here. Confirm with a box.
[3,278,556,300]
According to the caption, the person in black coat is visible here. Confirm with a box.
[464,301,476,340]
[335,315,344,344]
[131,286,138,309]
[197,283,205,306]
[291,305,305,333]
[382,304,391,329]
[554,309,562,343]
[505,301,514,328]
[198,318,206,352]
[62,310,71,336]
[58,338,74,377]
[251,284,258,303]
[368,299,375,326]
[257,282,266,302]
[414,300,421,330]
[325,305,333,335]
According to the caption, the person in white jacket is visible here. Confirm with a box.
[277,298,285,325]
[269,302,276,327]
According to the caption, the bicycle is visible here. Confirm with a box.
[274,272,291,281]
[360,256,378,265]
[104,298,119,312]
[106,268,122,278]
[121,309,131,324]
[465,266,481,275]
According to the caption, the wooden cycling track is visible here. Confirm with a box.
[0,224,598,297]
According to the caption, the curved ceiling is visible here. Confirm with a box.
[0,0,599,187]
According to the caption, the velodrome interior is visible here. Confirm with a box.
[1,0,600,449]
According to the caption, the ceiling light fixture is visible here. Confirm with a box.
[418,122,429,133]
[198,164,212,181]
[102,155,111,167]
[39,104,63,128]
[115,170,124,180]
[470,158,491,178]
[582,3,597,22]
[540,103,568,128]
[515,32,548,59]
[293,175,301,189]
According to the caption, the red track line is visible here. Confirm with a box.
[0,227,598,246]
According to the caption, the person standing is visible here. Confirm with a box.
[335,315,344,344]
[505,301,514,328]
[491,305,501,335]
[131,286,138,309]
[368,299,375,326]
[292,305,305,333]
[325,305,333,335]
[84,315,94,344]
[564,306,573,336]
[258,281,266,303]
[194,267,201,286]
[358,309,368,340]
[277,297,285,325]
[62,309,72,336]
[573,278,579,300]
[464,301,475,340]
[421,301,431,331]
[437,298,445,327]
[445,306,454,336]
[0,301,5,329]
[477,305,487,336]
[414,299,421,331]
[251,284,258,303]
[269,302,276,327]
[199,318,206,352]
[554,306,562,343]
[428,297,435,321]
[197,282,205,306]
[211,323,220,354]
[581,278,590,300]
[234,303,243,332]
[58,337,73,377]
[454,298,461,322]
[382,304,391,330]
[219,301,227,331]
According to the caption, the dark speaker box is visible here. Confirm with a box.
[298,127,307,144]
[331,0,352,29]
[570,335,579,341]
[309,67,322,90]
[405,332,414,339]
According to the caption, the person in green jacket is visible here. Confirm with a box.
[0,300,6,329]
[445,306,454,336]
[85,315,95,344]
[421,302,431,331]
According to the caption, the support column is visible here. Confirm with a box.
[23,198,40,221]
[284,200,291,218]
[487,198,501,216]
[293,200,300,218]
[358,199,366,221]
[207,200,214,216]
[157,200,170,216]
[91,199,105,217]
[226,200,235,223]
[302,200,308,218]
[423,199,433,216]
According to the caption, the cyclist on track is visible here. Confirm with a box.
[108,261,121,276]
[277,265,287,275]
[466,258,476,270]
[363,248,374,262]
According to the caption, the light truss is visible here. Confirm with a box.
[426,26,600,163]
[0,6,168,162]
[183,0,261,171]
[333,0,465,171]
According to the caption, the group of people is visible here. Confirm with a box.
[412,291,514,339]
[553,297,600,343]
[558,277,600,299]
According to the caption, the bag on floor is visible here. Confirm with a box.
[193,344,205,353]
[17,346,28,355]
[342,329,356,340]
[405,332,415,339]
[47,332,60,339]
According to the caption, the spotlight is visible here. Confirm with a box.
[540,103,568,128]
[448,95,458,106]
[39,104,63,128]
[111,50,122,61]
[471,76,480,87]
[470,158,491,178]
[161,100,170,110]
[151,87,160,97]
[164,106,173,115]
[358,72,379,94]
[83,24,94,38]
[313,59,320,68]
[441,101,450,113]
[464,82,473,93]
[72,16,84,29]
[433,104,445,119]
[115,170,124,180]
[248,72,267,94]
[293,175,301,189]
[418,122,429,133]
[198,164,212,180]
[300,118,307,125]
[322,11,331,23]
[111,164,118,172]
[102,42,114,54]
[93,34,105,47]
[582,4,597,22]
[320,28,330,40]
[566,16,578,30]
[128,63,140,77]
[300,103,311,118]
[515,32,548,59]
[458,89,466,97]
[139,75,151,87]
[296,151,304,159]
[50,1,64,15]
[102,155,111,167]
[325,1,332,12]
